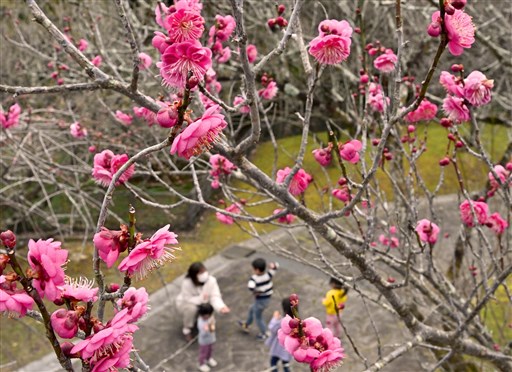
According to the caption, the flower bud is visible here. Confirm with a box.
[0,230,16,249]
[186,76,199,90]
[427,23,441,37]
[276,16,287,27]
[451,64,464,72]
[88,145,96,153]
[359,74,369,84]
[289,293,299,307]
[387,277,396,283]
[277,4,285,15]
[354,27,361,34]
[60,342,78,358]
[407,125,416,133]
[157,104,179,128]
[338,303,345,310]
[384,152,393,161]
[451,0,466,9]
[289,318,300,329]
[337,177,347,186]
[440,118,453,128]
[371,138,380,146]
[444,3,455,15]
[439,157,450,166]
[267,18,276,29]
[455,140,464,148]
[51,309,79,339]
[106,283,120,293]
[447,133,456,141]
[506,162,512,172]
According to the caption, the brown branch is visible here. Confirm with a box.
[0,82,103,96]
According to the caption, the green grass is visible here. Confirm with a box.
[1,124,509,370]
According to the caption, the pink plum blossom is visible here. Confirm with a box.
[167,8,205,43]
[488,165,510,193]
[373,49,397,73]
[77,39,88,52]
[258,81,278,100]
[444,10,475,56]
[309,34,352,65]
[216,46,231,63]
[0,275,34,317]
[318,19,352,37]
[0,103,21,129]
[276,167,313,196]
[138,52,153,70]
[92,150,135,187]
[246,44,258,63]
[156,103,179,128]
[27,238,67,302]
[273,209,296,224]
[59,277,98,303]
[91,55,102,67]
[89,334,133,372]
[159,40,212,88]
[118,225,180,280]
[332,188,350,203]
[170,105,227,159]
[339,140,362,164]
[463,71,494,107]
[152,31,171,54]
[486,213,508,235]
[51,308,80,338]
[133,102,162,126]
[233,95,250,114]
[215,203,241,225]
[69,121,88,138]
[115,110,133,126]
[93,226,129,268]
[405,99,438,123]
[209,154,236,176]
[415,219,440,244]
[117,287,149,323]
[312,147,332,167]
[368,91,389,113]
[442,95,470,123]
[439,71,464,97]
[459,200,489,227]
[209,15,236,42]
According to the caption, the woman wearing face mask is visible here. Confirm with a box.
[176,261,230,340]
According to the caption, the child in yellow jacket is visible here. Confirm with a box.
[322,277,348,338]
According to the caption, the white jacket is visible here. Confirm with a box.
[175,276,227,313]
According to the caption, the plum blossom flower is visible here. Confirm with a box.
[118,225,180,280]
[258,81,278,100]
[486,213,508,235]
[276,167,313,196]
[115,110,133,126]
[92,150,135,187]
[405,99,438,123]
[93,226,130,268]
[159,40,212,88]
[216,46,231,64]
[167,8,205,43]
[77,39,88,52]
[0,275,34,317]
[379,226,400,248]
[152,31,170,54]
[133,100,164,126]
[59,277,98,303]
[367,84,389,113]
[373,49,397,73]
[444,10,475,56]
[0,103,21,129]
[210,154,236,176]
[27,239,68,302]
[312,147,332,167]
[233,96,250,114]
[488,165,510,193]
[318,19,351,37]
[442,95,469,123]
[463,71,494,107]
[69,122,88,138]
[117,287,149,323]
[51,308,80,339]
[415,219,440,244]
[246,44,258,63]
[273,209,296,224]
[170,105,227,159]
[71,309,138,371]
[309,19,352,65]
[332,187,350,203]
[209,15,236,42]
[459,200,489,227]
[339,140,362,164]
[91,55,102,67]
[138,52,153,70]
[215,203,241,225]
[439,71,464,97]
[156,103,179,128]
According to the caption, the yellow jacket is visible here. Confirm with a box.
[322,288,347,315]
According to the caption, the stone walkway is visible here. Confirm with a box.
[23,228,434,372]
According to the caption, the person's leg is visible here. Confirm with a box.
[245,301,256,326]
[198,345,208,365]
[282,359,291,372]
[181,303,198,335]
[254,297,270,335]
[206,344,213,361]
[270,355,279,371]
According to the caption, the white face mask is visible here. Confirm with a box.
[197,271,209,283]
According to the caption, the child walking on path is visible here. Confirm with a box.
[322,277,348,338]
[197,303,218,372]
[238,258,279,340]
[266,298,293,372]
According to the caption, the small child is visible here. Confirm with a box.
[322,277,348,338]
[238,258,279,340]
[197,303,217,372]
[266,298,293,372]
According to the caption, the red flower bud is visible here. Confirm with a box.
[440,118,453,128]
[384,152,393,161]
[267,18,276,29]
[354,27,361,34]
[0,230,16,249]
[455,141,464,148]
[371,139,380,146]
[451,64,464,72]
[289,318,300,329]
[276,16,287,27]
[407,125,416,133]
[337,177,347,186]
[447,133,456,141]
[439,157,450,166]
[106,283,120,293]
[277,4,285,15]
[444,3,455,15]
[338,303,345,310]
[186,76,199,90]
[451,0,466,9]
[289,293,299,307]
[387,277,396,283]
